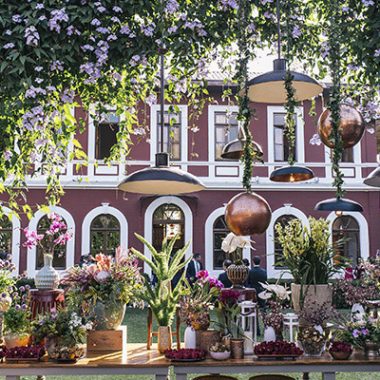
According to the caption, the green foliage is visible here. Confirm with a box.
[275,217,346,285]
[3,306,31,335]
[130,233,190,327]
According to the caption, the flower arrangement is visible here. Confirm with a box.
[23,213,72,255]
[221,233,252,263]
[61,250,142,316]
[333,279,380,307]
[209,342,230,353]
[179,270,223,330]
[275,217,345,285]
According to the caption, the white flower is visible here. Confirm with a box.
[221,232,253,253]
[94,270,111,283]
[258,282,291,301]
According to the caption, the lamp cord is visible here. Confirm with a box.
[276,0,281,60]
[160,53,165,154]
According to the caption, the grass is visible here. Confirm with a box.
[1,308,379,380]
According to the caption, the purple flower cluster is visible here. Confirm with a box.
[352,328,369,338]
[50,60,64,71]
[218,0,238,11]
[25,26,40,46]
[165,0,180,14]
[141,23,155,37]
[48,8,69,33]
[22,105,45,130]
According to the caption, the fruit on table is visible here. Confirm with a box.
[5,345,45,359]
[329,341,352,353]
[254,341,303,356]
[164,348,206,360]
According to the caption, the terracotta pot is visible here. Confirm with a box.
[230,338,244,359]
[329,350,352,360]
[157,326,172,354]
[291,283,332,313]
[4,333,30,349]
[227,264,248,288]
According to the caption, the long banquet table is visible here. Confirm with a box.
[1,344,380,380]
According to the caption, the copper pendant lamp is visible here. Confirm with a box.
[318,104,365,149]
[270,165,314,182]
[244,0,322,104]
[118,54,205,195]
[221,127,263,162]
[364,167,380,187]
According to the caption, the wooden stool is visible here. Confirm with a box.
[147,307,181,350]
[28,289,65,318]
[249,376,295,380]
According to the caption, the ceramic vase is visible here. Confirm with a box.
[230,338,244,359]
[263,326,276,342]
[35,254,59,290]
[94,301,126,330]
[157,326,172,354]
[184,326,197,349]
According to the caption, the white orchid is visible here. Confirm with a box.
[258,282,291,301]
[221,232,254,254]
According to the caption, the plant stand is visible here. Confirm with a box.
[147,307,181,350]
[28,289,65,318]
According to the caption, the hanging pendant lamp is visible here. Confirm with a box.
[221,127,263,161]
[315,197,363,212]
[118,54,205,195]
[270,165,314,182]
[364,167,380,187]
[244,0,322,104]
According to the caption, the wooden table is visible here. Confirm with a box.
[2,344,380,380]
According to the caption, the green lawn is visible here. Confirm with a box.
[1,308,379,380]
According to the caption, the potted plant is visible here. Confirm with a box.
[221,233,252,288]
[215,289,244,359]
[258,282,291,342]
[328,341,353,360]
[275,217,345,311]
[209,342,230,361]
[179,270,223,348]
[23,212,72,290]
[131,233,190,353]
[61,248,142,330]
[32,308,93,362]
[3,286,31,349]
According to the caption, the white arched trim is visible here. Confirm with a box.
[143,196,193,277]
[204,207,251,278]
[81,203,128,255]
[26,206,75,278]
[266,204,309,279]
[326,211,369,262]
[1,207,20,276]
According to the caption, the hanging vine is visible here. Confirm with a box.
[328,0,345,199]
[236,0,254,192]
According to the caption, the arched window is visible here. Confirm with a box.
[0,216,12,259]
[332,216,361,265]
[90,214,120,256]
[213,216,229,270]
[152,204,184,252]
[36,216,66,270]
[274,214,298,268]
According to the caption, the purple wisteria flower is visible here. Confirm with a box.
[260,0,273,4]
[292,25,301,39]
[50,60,64,71]
[3,151,12,161]
[5,30,12,36]
[168,26,178,34]
[36,3,44,10]
[120,25,131,35]
[218,0,238,11]
[113,6,122,13]
[81,44,94,52]
[111,16,120,23]
[34,66,43,72]
[141,23,155,37]
[25,86,46,99]
[374,49,380,57]
[12,14,22,23]
[3,43,15,49]
[107,34,117,42]
[309,133,322,146]
[22,105,45,130]
[342,6,350,12]
[97,6,106,13]
[66,25,81,36]
[362,0,374,6]
[25,25,40,46]
[165,0,180,14]
[145,94,157,106]
[35,78,43,84]
[60,89,75,103]
[352,329,360,338]
[49,8,69,33]
[129,55,140,67]
[96,27,109,34]
[91,18,101,27]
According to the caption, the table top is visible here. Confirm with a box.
[2,344,380,369]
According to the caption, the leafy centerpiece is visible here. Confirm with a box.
[61,249,142,330]
[275,216,345,311]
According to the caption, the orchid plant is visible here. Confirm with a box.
[221,232,253,264]
[22,213,72,260]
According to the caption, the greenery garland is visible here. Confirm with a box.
[328,0,345,199]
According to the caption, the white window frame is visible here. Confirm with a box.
[324,142,362,180]
[150,105,188,168]
[208,105,240,163]
[326,211,369,262]
[26,206,75,278]
[143,196,192,277]
[1,207,20,276]
[81,203,128,255]
[88,104,125,176]
[267,106,305,175]
[204,206,251,278]
[266,204,309,279]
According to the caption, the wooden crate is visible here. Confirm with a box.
[87,326,127,352]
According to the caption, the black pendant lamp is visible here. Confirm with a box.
[270,165,314,182]
[364,167,380,187]
[315,197,363,212]
[118,54,205,195]
[245,1,322,103]
[221,126,263,162]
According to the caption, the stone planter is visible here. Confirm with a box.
[94,301,126,330]
[4,333,30,349]
[157,326,172,354]
[291,283,332,313]
[227,264,248,288]
[35,254,59,290]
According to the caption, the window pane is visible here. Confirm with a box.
[215,113,228,125]
[274,215,298,268]
[213,216,230,270]
[90,214,120,256]
[274,113,285,126]
[341,147,354,163]
[157,111,181,161]
[274,144,284,161]
[95,123,119,160]
[273,113,297,162]
[274,128,283,144]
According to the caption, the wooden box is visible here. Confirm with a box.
[87,326,127,352]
